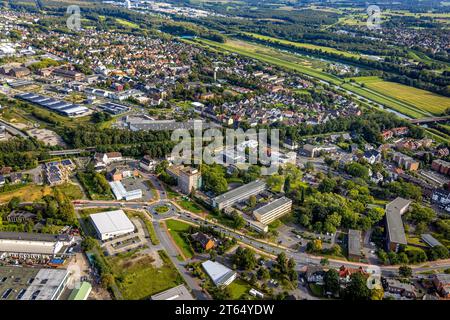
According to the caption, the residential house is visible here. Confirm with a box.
[385,278,417,299]
[432,274,450,298]
[191,232,215,251]
[139,155,156,172]
[7,210,37,223]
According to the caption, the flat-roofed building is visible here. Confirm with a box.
[109,180,142,201]
[213,180,266,210]
[20,268,70,300]
[0,232,73,258]
[0,266,70,300]
[348,229,362,261]
[201,260,237,287]
[253,197,292,225]
[90,209,135,241]
[151,285,194,300]
[385,197,411,252]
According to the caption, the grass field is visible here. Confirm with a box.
[154,205,170,214]
[0,184,52,203]
[165,219,194,259]
[243,32,361,59]
[115,18,140,29]
[54,183,84,200]
[177,199,204,214]
[196,38,342,85]
[351,76,450,116]
[228,278,253,299]
[108,250,184,300]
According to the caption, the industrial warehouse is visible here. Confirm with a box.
[0,231,74,258]
[0,266,70,300]
[89,210,135,241]
[15,92,90,117]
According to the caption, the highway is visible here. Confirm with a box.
[0,118,28,138]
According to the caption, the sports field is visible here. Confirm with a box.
[350,76,450,116]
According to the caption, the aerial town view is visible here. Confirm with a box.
[0,0,449,312]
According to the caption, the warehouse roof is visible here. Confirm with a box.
[90,210,135,235]
[214,180,266,204]
[202,260,236,286]
[151,285,194,300]
[0,231,70,243]
[20,268,69,300]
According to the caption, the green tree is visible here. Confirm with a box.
[398,265,412,278]
[344,273,371,300]
[324,269,340,296]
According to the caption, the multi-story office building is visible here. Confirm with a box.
[212,180,266,210]
[385,197,411,252]
[167,165,202,195]
[253,197,292,225]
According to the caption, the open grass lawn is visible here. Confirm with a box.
[0,184,52,203]
[108,250,184,300]
[154,205,170,214]
[165,219,194,259]
[228,279,252,299]
[177,199,203,214]
[244,32,360,59]
[54,183,84,200]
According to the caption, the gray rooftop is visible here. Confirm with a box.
[150,285,194,300]
[421,234,443,248]
[348,229,362,257]
[385,198,410,246]
[253,197,292,216]
[213,180,266,204]
[0,231,70,243]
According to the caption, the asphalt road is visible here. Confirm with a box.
[0,118,28,138]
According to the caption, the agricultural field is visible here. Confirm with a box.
[349,77,450,116]
[243,32,361,59]
[115,18,140,29]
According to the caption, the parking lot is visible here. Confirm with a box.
[121,177,154,202]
